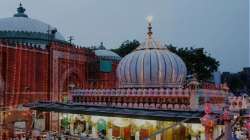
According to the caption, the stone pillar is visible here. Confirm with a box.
[188,76,200,110]
[107,128,113,140]
[201,131,205,140]
[222,96,233,140]
[222,111,233,140]
[135,131,140,140]
[201,103,216,140]
[156,133,161,140]
[85,122,89,134]
[92,127,98,138]
[107,120,113,140]
[190,89,198,110]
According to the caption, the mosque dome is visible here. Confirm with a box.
[0,3,65,45]
[116,19,187,88]
[94,42,121,61]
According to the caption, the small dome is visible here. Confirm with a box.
[116,21,187,88]
[94,42,121,61]
[0,3,65,44]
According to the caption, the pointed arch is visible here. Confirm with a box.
[59,67,82,92]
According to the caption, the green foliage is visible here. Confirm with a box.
[166,44,219,81]
[111,40,220,82]
[61,117,70,129]
[111,40,140,57]
[228,75,244,91]
[222,70,250,94]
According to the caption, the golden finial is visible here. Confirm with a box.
[146,16,153,38]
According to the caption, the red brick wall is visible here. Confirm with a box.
[0,41,120,104]
[96,61,119,88]
[49,43,94,101]
[0,43,49,107]
[0,42,102,106]
[0,41,120,134]
[0,43,49,93]
[84,59,119,89]
[57,59,87,91]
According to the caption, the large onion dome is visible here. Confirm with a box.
[116,18,187,88]
[0,3,65,45]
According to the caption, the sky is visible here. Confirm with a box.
[0,0,249,73]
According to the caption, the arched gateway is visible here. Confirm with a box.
[60,68,82,92]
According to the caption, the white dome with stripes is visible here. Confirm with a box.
[116,21,187,88]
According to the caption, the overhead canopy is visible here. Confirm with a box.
[25,101,204,123]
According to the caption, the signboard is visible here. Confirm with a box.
[14,121,26,134]
[100,60,112,73]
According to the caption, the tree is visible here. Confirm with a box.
[111,40,140,57]
[222,70,250,94]
[166,44,219,81]
[228,74,244,92]
[111,40,219,82]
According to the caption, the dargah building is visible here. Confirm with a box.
[27,17,232,140]
[0,3,120,139]
[0,3,241,140]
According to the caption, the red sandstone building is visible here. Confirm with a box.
[1,3,248,140]
[0,4,120,138]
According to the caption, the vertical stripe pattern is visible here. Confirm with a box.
[116,38,187,88]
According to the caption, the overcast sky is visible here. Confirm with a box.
[0,0,249,72]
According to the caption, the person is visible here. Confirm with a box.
[187,134,191,140]
[196,131,201,140]
[46,132,51,140]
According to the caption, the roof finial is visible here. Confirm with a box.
[14,0,28,18]
[19,0,22,6]
[99,42,106,50]
[146,16,153,38]
[68,36,74,44]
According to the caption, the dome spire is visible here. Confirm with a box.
[146,16,153,38]
[98,42,106,50]
[14,0,28,18]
